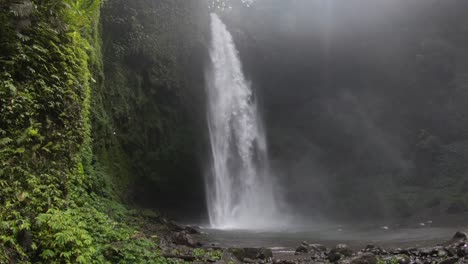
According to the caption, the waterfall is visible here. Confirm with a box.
[205,13,283,229]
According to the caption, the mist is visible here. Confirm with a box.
[211,0,468,223]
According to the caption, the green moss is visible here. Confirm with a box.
[0,1,176,263]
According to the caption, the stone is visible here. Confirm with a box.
[437,249,448,258]
[457,243,468,257]
[350,253,378,264]
[394,255,410,264]
[365,245,376,250]
[172,231,198,247]
[438,257,459,264]
[420,247,433,256]
[310,244,328,252]
[295,245,309,254]
[229,248,273,261]
[452,231,467,242]
[168,220,185,231]
[329,244,353,262]
[185,225,201,234]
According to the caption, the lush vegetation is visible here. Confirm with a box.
[0,0,188,262]
[99,0,208,214]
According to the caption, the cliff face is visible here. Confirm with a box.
[0,0,209,262]
[97,0,209,216]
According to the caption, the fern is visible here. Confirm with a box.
[10,1,35,18]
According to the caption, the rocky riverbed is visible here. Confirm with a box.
[157,221,468,264]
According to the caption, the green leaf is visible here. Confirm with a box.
[0,137,13,145]
[41,249,56,259]
[15,147,25,153]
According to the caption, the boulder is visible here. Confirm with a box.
[310,244,328,252]
[229,248,273,261]
[295,245,308,254]
[452,231,467,242]
[168,220,185,231]
[329,244,353,262]
[185,225,201,234]
[437,249,448,258]
[172,231,198,247]
[457,243,468,257]
[419,247,433,256]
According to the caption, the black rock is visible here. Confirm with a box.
[365,245,376,250]
[420,247,433,256]
[243,258,257,263]
[229,247,273,261]
[394,254,410,264]
[350,253,378,264]
[438,257,459,264]
[295,245,308,254]
[457,243,468,257]
[329,244,353,262]
[310,244,327,252]
[184,225,200,234]
[172,231,198,247]
[168,220,185,231]
[437,249,448,258]
[452,231,467,242]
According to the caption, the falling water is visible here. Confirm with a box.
[205,13,283,229]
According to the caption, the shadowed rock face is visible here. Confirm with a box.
[100,0,210,218]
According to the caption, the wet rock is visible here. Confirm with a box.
[329,244,353,262]
[295,245,308,254]
[380,255,410,264]
[185,225,201,234]
[243,258,257,263]
[452,231,467,242]
[390,248,402,255]
[398,248,410,255]
[172,231,198,247]
[168,220,185,231]
[350,253,378,264]
[437,249,448,258]
[229,248,273,261]
[438,257,459,264]
[407,247,418,255]
[457,243,468,257]
[273,260,296,264]
[310,244,328,252]
[420,247,433,256]
[394,254,410,264]
[365,245,376,250]
[445,245,457,257]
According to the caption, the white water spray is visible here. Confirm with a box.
[205,13,284,229]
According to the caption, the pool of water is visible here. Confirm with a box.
[195,219,467,252]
